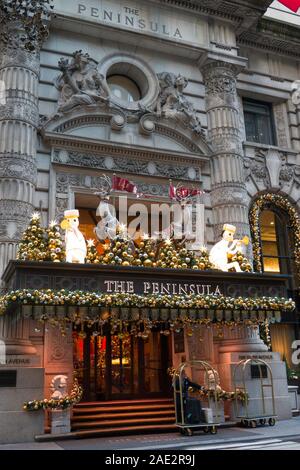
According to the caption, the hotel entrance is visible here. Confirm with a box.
[73,325,172,401]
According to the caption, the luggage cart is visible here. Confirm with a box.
[173,360,221,436]
[233,358,277,428]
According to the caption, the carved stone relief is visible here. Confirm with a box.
[52,149,201,181]
[244,147,299,192]
[50,51,206,138]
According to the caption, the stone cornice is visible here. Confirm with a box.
[149,0,272,24]
[238,17,300,59]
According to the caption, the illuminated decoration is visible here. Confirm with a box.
[17,213,253,271]
[156,239,211,270]
[60,209,87,264]
[0,288,294,335]
[23,376,83,411]
[209,224,250,272]
[86,239,100,264]
[16,213,47,261]
[249,193,300,278]
[45,220,65,262]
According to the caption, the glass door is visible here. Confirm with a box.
[73,327,172,401]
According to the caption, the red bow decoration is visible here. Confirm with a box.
[112,175,137,194]
[278,0,300,12]
[169,182,203,202]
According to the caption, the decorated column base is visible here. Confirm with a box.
[217,352,292,421]
[50,409,71,435]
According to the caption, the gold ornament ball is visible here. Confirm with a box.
[144,259,153,267]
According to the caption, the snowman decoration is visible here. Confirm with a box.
[209,223,249,272]
[60,209,87,263]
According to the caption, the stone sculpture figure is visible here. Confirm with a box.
[54,50,110,113]
[156,72,204,135]
[50,375,68,400]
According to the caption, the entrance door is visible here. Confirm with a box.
[73,328,172,401]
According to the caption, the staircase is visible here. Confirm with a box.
[71,398,176,438]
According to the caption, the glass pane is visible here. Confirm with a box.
[95,335,106,395]
[244,112,259,143]
[260,210,279,257]
[263,256,280,273]
[144,332,162,393]
[256,114,272,145]
[108,75,141,102]
[111,334,133,395]
[73,332,84,388]
[243,99,275,145]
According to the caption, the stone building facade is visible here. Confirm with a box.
[0,0,299,443]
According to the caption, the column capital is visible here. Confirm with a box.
[199,52,248,82]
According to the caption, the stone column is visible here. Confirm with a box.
[0,23,41,357]
[0,314,37,357]
[200,55,251,243]
[0,25,40,284]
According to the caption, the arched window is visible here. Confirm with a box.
[259,208,292,275]
[250,193,300,287]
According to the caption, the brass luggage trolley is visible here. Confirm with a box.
[173,360,221,436]
[233,358,277,428]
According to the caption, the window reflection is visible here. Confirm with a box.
[260,210,280,273]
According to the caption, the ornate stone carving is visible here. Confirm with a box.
[210,185,249,207]
[52,149,201,181]
[0,99,39,127]
[0,1,52,52]
[54,50,110,113]
[244,146,299,191]
[0,158,36,184]
[155,72,204,136]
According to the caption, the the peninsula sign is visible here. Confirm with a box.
[53,0,207,47]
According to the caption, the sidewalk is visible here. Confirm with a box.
[0,417,299,450]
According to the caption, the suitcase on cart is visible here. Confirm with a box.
[185,397,203,424]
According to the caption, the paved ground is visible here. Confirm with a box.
[0,417,299,450]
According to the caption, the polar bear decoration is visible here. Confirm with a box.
[50,374,68,400]
[61,209,87,263]
[209,223,249,272]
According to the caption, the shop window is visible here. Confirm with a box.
[243,99,276,145]
[107,75,141,102]
[259,209,292,274]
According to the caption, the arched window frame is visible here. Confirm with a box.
[249,193,300,283]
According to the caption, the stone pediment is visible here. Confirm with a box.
[41,107,211,156]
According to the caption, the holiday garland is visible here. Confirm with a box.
[23,377,83,411]
[0,289,294,316]
[188,387,248,405]
[249,193,300,278]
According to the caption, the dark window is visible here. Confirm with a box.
[0,370,17,387]
[251,364,268,379]
[243,99,276,145]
